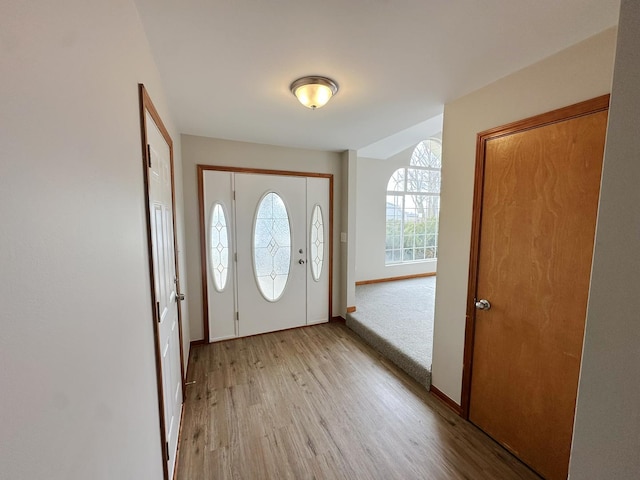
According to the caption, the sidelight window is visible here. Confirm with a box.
[209,203,230,291]
[310,204,324,281]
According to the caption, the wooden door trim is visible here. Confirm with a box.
[460,94,610,419]
[139,84,186,480]
[198,164,334,343]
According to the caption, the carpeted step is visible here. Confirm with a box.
[347,311,431,390]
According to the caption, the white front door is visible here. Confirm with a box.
[146,111,182,478]
[202,170,330,341]
[235,173,307,336]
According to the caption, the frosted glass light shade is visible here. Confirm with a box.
[290,76,338,109]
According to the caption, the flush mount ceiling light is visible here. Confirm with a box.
[290,76,339,110]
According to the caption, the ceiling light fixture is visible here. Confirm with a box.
[290,76,339,110]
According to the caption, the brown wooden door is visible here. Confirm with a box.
[467,97,609,480]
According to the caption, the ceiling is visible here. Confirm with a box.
[133,0,620,157]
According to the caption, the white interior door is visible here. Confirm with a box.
[235,173,307,337]
[146,111,182,478]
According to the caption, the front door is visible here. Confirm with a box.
[466,97,609,480]
[200,168,331,341]
[235,173,307,336]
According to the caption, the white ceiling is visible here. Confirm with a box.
[133,0,620,155]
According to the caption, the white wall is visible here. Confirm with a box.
[181,135,343,341]
[0,1,188,478]
[355,145,438,282]
[569,2,640,477]
[432,27,617,403]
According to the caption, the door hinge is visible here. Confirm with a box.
[165,441,170,461]
[156,301,161,323]
[235,252,238,262]
[146,144,152,168]
[236,311,239,321]
[233,191,236,200]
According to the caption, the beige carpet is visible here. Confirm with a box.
[346,276,435,389]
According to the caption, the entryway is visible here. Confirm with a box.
[199,166,332,342]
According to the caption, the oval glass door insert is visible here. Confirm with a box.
[209,203,229,291]
[253,192,291,301]
[310,204,324,281]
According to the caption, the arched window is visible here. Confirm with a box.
[386,138,441,264]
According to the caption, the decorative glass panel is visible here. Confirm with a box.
[209,203,229,292]
[253,192,291,301]
[309,204,324,282]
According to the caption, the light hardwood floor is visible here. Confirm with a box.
[176,322,539,480]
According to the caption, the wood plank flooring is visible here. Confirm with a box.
[176,322,539,480]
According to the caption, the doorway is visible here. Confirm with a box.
[198,166,333,342]
[347,137,442,389]
[463,95,609,480]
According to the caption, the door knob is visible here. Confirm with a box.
[475,299,491,310]
[298,259,305,264]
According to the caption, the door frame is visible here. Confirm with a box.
[138,84,186,480]
[460,94,610,418]
[197,165,334,343]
